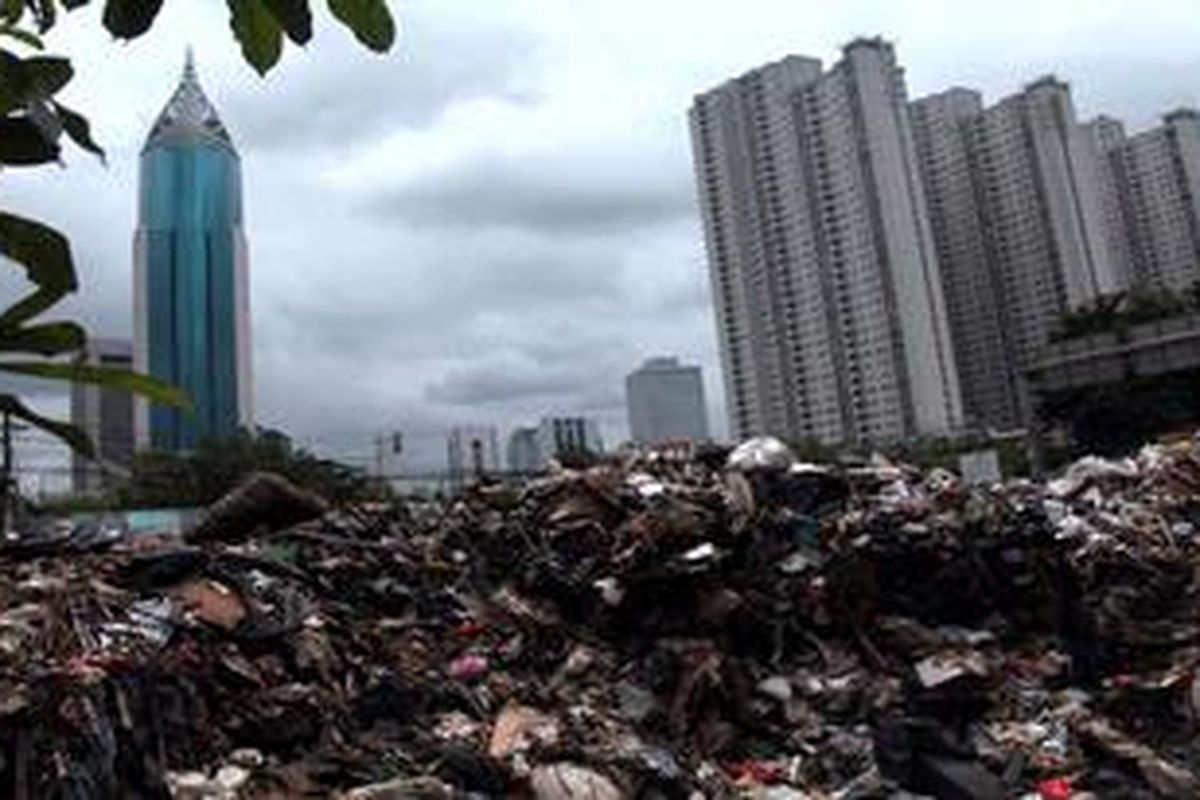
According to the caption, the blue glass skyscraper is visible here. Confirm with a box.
[133,53,252,451]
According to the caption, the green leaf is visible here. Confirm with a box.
[101,0,164,38]
[53,102,104,162]
[0,361,191,408]
[31,0,54,32]
[0,211,75,326]
[1,0,23,25]
[228,0,284,75]
[0,24,43,49]
[0,51,31,113]
[263,0,311,45]
[25,97,60,141]
[23,55,71,97]
[0,117,59,165]
[327,0,394,52]
[0,211,74,291]
[0,393,93,457]
[0,320,85,355]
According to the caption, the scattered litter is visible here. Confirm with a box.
[0,439,1197,797]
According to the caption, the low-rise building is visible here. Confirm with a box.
[71,338,135,494]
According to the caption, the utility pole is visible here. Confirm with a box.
[1,412,12,535]
[471,437,485,480]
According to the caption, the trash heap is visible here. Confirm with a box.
[3,438,1200,799]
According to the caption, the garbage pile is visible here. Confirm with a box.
[3,438,1200,799]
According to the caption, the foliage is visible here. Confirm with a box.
[113,428,377,508]
[0,52,187,459]
[1050,280,1200,343]
[1037,368,1200,458]
[787,433,1031,478]
[881,433,1031,477]
[3,0,395,74]
[787,436,842,464]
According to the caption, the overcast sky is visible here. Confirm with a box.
[4,0,1200,473]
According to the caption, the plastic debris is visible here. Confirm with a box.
[530,763,623,800]
[727,436,796,471]
[0,435,1196,798]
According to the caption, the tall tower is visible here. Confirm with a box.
[690,39,962,446]
[133,52,252,451]
[1093,109,1200,292]
[911,78,1121,428]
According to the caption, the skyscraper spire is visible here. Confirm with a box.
[183,45,196,82]
[143,47,234,151]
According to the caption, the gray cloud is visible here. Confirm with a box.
[427,360,606,406]
[364,149,696,235]
[425,328,634,407]
[224,14,544,151]
[258,232,631,362]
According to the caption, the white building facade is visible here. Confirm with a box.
[1090,109,1200,293]
[71,338,136,494]
[910,88,1021,432]
[910,79,1121,430]
[690,38,962,445]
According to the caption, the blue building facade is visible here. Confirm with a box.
[133,54,252,451]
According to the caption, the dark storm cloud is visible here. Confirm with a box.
[365,150,696,235]
[225,14,544,151]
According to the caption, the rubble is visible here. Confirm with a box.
[2,435,1200,797]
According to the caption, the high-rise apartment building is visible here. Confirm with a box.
[70,338,135,494]
[625,357,709,445]
[133,53,252,451]
[910,78,1121,429]
[967,78,1120,353]
[1082,116,1139,289]
[1090,109,1200,292]
[910,88,1019,431]
[690,38,962,445]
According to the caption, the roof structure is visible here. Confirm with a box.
[144,49,235,151]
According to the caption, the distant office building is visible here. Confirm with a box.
[625,357,708,445]
[1089,109,1200,293]
[447,425,500,485]
[71,338,135,494]
[690,38,962,446]
[536,416,604,465]
[507,417,605,470]
[133,52,252,451]
[506,427,540,473]
[910,78,1120,427]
